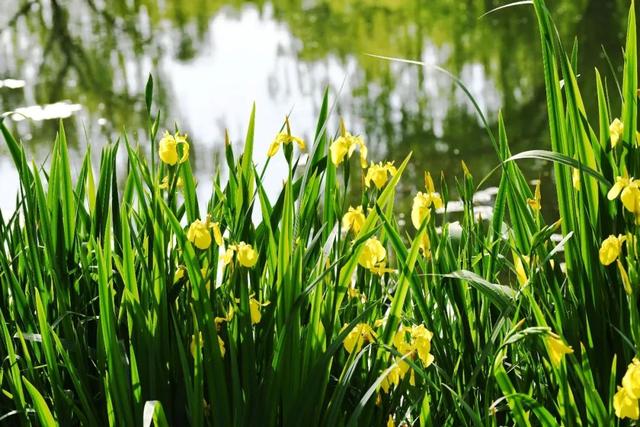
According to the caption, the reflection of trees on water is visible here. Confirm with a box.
[0,0,635,180]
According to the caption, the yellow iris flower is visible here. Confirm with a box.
[342,206,366,235]
[411,173,443,229]
[187,217,224,250]
[364,162,397,189]
[608,177,640,223]
[614,386,640,420]
[159,131,189,165]
[187,219,212,250]
[380,324,434,394]
[342,323,377,354]
[223,242,258,268]
[546,333,573,367]
[599,234,626,266]
[237,242,258,267]
[329,119,368,167]
[610,118,624,148]
[358,237,386,270]
[393,325,435,368]
[267,131,306,157]
[608,176,633,200]
[623,358,640,399]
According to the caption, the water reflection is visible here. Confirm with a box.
[0,0,635,215]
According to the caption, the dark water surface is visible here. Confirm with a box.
[0,0,635,217]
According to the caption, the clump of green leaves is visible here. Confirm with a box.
[1,0,639,426]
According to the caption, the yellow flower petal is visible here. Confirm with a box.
[159,131,179,165]
[267,140,280,157]
[546,334,573,367]
[622,358,640,399]
[365,162,396,189]
[187,219,212,250]
[249,298,262,325]
[159,131,189,165]
[218,336,226,358]
[608,177,629,200]
[343,323,376,354]
[159,176,170,189]
[329,136,350,166]
[212,222,223,246]
[236,242,258,268]
[358,237,386,270]
[615,386,640,420]
[527,181,542,212]
[621,184,640,214]
[329,127,367,167]
[222,247,235,265]
[599,234,625,266]
[610,118,624,148]
[387,415,395,427]
[342,206,366,235]
[411,192,431,229]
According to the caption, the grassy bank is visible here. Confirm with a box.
[1,0,640,425]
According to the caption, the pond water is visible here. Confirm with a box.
[0,0,634,217]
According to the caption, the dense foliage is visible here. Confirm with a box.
[1,0,640,425]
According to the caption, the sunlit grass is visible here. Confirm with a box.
[1,0,639,425]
